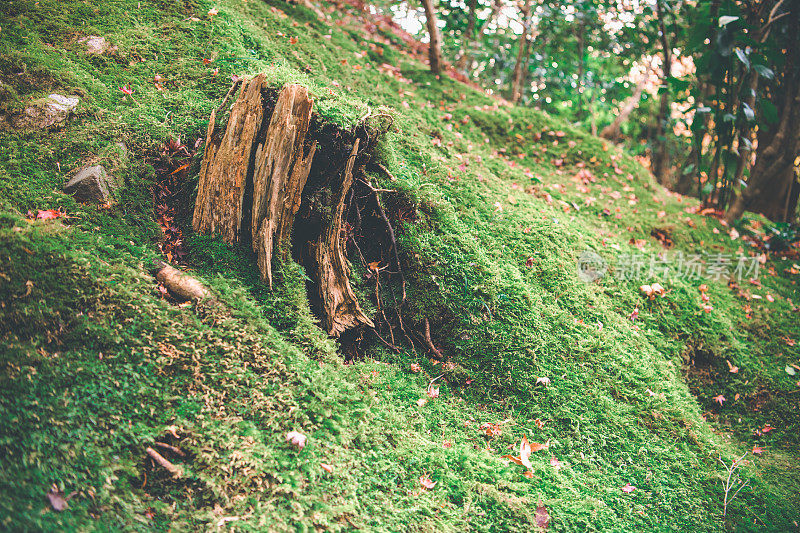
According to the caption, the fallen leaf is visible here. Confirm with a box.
[47,485,76,511]
[410,363,422,373]
[713,394,726,406]
[536,377,551,386]
[37,209,64,220]
[535,501,551,529]
[480,422,502,437]
[417,398,427,407]
[549,456,562,470]
[427,385,440,398]
[761,424,775,433]
[621,483,636,493]
[419,474,436,490]
[320,463,334,473]
[286,430,307,449]
[752,446,764,455]
[726,360,739,373]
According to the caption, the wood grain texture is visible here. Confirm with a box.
[313,139,374,336]
[192,74,267,243]
[251,84,316,287]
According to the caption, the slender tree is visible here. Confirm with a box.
[421,0,443,74]
[456,0,480,72]
[651,0,673,185]
[511,0,535,102]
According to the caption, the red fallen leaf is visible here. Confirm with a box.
[713,394,725,406]
[525,256,535,267]
[443,439,453,448]
[535,501,551,529]
[621,483,636,493]
[761,424,775,433]
[426,384,440,398]
[202,58,212,65]
[503,436,533,469]
[523,470,534,478]
[629,307,639,320]
[549,456,562,470]
[289,36,298,45]
[419,473,436,490]
[752,446,764,455]
[529,440,550,452]
[410,363,421,373]
[480,422,502,438]
[320,463,334,473]
[726,360,739,373]
[534,418,545,429]
[36,209,64,220]
[119,84,133,95]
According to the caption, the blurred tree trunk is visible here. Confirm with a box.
[600,75,647,142]
[456,0,479,73]
[726,87,800,223]
[651,0,672,185]
[422,0,442,75]
[726,10,800,223]
[576,18,586,119]
[510,0,534,103]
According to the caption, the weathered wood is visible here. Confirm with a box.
[193,79,374,337]
[145,446,183,477]
[154,261,211,301]
[251,84,316,287]
[193,74,267,243]
[313,139,374,336]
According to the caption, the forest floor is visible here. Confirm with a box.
[1,0,799,531]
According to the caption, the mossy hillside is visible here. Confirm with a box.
[1,0,799,531]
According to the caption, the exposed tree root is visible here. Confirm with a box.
[145,446,183,477]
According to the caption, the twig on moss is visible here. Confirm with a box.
[422,318,445,360]
[371,326,400,352]
[719,452,749,518]
[216,78,242,115]
[154,441,185,457]
[358,178,406,303]
[146,447,183,477]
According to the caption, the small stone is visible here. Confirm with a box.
[64,165,119,202]
[14,94,79,129]
[79,35,108,55]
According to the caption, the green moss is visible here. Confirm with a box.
[0,0,798,531]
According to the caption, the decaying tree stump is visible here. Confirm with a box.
[193,75,266,245]
[251,84,316,288]
[192,79,372,337]
[313,139,374,336]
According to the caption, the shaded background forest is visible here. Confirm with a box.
[368,0,799,229]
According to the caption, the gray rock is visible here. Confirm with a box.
[79,35,108,55]
[64,165,120,203]
[14,94,79,129]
